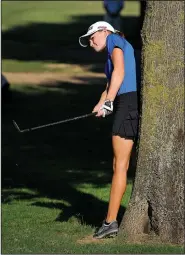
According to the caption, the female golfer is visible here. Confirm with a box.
[79,21,138,239]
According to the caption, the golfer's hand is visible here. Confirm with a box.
[92,100,113,117]
[92,103,104,117]
[100,100,113,117]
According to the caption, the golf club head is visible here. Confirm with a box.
[12,120,21,132]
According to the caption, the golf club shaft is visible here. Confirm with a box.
[13,112,97,133]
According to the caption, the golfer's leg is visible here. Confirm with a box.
[113,15,121,31]
[106,136,134,223]
[104,13,111,24]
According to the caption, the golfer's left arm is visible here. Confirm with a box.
[106,47,124,101]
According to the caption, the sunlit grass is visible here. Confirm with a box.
[2,1,184,254]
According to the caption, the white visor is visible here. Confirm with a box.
[79,21,115,47]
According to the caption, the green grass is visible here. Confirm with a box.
[2,83,184,254]
[2,1,184,254]
[2,198,184,254]
[2,1,140,30]
[2,59,49,73]
[2,1,141,73]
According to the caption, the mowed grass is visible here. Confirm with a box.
[1,81,129,254]
[2,83,184,254]
[2,1,184,254]
[2,1,140,73]
[2,197,184,254]
[3,196,184,254]
[2,1,140,29]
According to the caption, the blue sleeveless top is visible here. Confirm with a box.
[105,33,137,95]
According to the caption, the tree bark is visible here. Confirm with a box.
[120,1,184,245]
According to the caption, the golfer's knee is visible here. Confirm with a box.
[114,158,129,173]
[113,158,116,172]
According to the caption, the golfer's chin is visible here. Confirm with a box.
[93,47,103,52]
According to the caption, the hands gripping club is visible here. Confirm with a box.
[100,100,113,117]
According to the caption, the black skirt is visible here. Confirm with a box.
[112,91,139,141]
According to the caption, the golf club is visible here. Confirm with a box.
[13,112,97,133]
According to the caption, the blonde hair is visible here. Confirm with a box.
[114,30,125,38]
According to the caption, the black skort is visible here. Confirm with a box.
[112,91,139,141]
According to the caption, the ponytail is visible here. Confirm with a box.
[114,30,125,38]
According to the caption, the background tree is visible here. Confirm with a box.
[120,1,184,245]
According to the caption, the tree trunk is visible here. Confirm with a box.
[120,1,184,245]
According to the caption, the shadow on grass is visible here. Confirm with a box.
[2,14,143,98]
[2,77,138,227]
[2,15,142,67]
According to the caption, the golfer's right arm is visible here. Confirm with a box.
[92,83,108,113]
